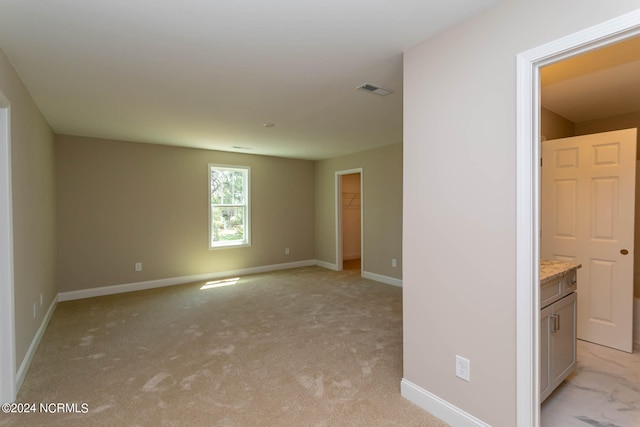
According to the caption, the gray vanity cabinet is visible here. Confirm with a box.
[540,269,578,403]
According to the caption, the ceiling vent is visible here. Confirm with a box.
[356,83,392,96]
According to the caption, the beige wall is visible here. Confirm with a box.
[315,143,402,279]
[55,135,315,292]
[403,1,640,426]
[541,107,575,141]
[0,49,56,366]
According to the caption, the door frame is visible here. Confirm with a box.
[0,90,16,404]
[335,168,363,272]
[516,9,640,426]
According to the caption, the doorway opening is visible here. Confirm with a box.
[335,168,363,273]
[0,91,16,404]
[538,33,640,427]
[540,34,640,354]
[516,10,640,426]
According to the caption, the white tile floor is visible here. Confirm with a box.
[541,340,640,427]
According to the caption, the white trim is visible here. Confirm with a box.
[335,168,363,273]
[57,260,396,303]
[515,10,640,427]
[0,92,15,404]
[315,259,338,271]
[16,295,57,391]
[401,379,490,427]
[58,260,316,301]
[362,271,402,287]
[516,46,539,427]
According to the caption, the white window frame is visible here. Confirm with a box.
[208,164,251,249]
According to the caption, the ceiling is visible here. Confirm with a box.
[541,36,640,123]
[0,0,500,160]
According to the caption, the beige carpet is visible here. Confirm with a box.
[0,266,448,427]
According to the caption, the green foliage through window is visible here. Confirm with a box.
[209,165,250,248]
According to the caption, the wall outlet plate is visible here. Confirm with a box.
[456,355,471,382]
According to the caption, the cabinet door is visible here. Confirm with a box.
[551,292,577,387]
[540,304,554,402]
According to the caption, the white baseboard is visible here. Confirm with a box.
[313,261,402,287]
[60,260,399,302]
[16,295,58,391]
[401,379,490,427]
[58,260,317,302]
[362,270,402,287]
[315,260,338,271]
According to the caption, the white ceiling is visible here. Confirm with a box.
[0,0,500,160]
[541,36,640,123]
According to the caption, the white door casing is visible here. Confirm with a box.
[542,129,636,353]
[0,92,16,404]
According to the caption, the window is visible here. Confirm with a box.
[209,164,250,249]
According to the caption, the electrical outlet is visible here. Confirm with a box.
[285,248,290,255]
[40,293,43,307]
[135,262,142,272]
[456,355,470,382]
[33,303,36,319]
[392,259,397,268]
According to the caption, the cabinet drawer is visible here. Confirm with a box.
[541,276,563,308]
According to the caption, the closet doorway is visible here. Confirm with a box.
[336,169,363,272]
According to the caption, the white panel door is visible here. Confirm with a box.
[541,128,636,353]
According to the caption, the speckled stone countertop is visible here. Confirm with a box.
[540,259,581,284]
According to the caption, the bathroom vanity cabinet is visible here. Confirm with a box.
[539,260,580,402]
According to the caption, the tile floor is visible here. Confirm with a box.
[541,340,640,427]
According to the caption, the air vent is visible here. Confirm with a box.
[356,83,392,96]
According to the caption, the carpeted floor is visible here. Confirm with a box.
[0,266,448,427]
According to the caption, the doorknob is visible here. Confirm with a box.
[621,249,629,255]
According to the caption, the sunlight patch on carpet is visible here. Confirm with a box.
[200,277,240,290]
